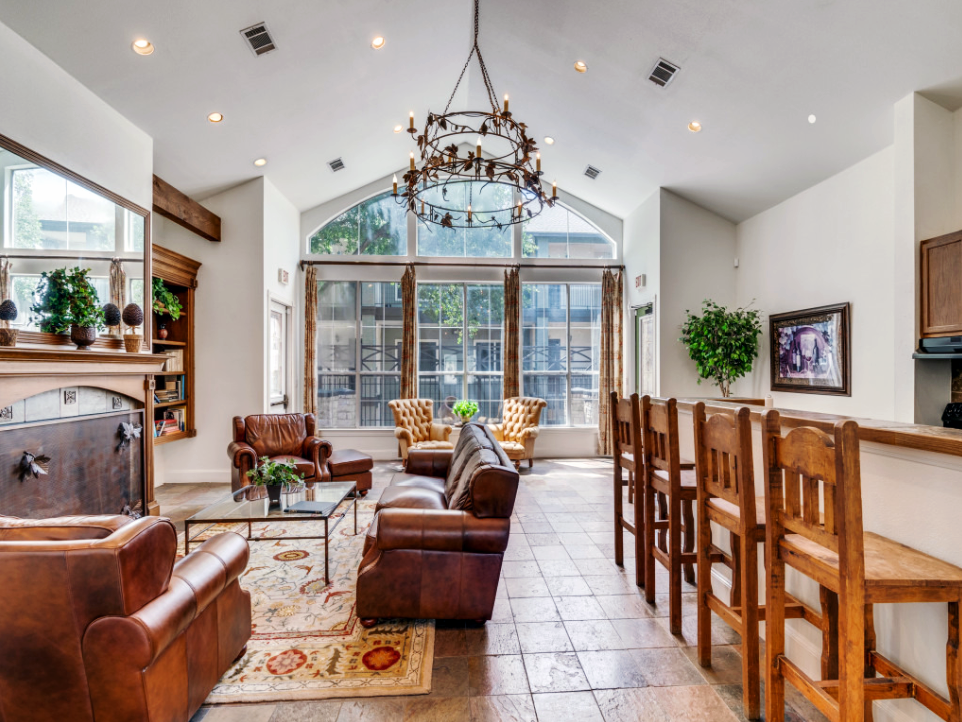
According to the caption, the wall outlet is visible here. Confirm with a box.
[733,257,740,268]
[278,268,290,285]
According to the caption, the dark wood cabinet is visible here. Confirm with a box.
[921,230,962,337]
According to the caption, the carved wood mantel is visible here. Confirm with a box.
[0,345,168,515]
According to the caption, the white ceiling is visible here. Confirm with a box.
[1,0,962,222]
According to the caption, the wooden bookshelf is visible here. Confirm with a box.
[150,245,201,445]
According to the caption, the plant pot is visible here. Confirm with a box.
[124,335,143,353]
[158,325,168,340]
[0,328,18,347]
[70,325,97,350]
[266,483,283,506]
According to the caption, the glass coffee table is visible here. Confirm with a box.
[184,481,358,584]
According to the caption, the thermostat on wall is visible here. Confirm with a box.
[278,268,290,285]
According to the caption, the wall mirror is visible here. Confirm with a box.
[0,133,150,349]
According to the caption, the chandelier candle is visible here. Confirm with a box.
[503,94,509,114]
[409,152,416,171]
[393,174,398,195]
[467,204,473,222]
[536,153,541,173]
[409,111,415,131]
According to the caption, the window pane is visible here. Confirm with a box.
[309,191,406,256]
[468,374,503,422]
[360,375,399,427]
[418,373,463,411]
[522,284,567,372]
[467,284,503,372]
[417,182,512,258]
[316,281,356,376]
[360,282,402,372]
[571,373,599,426]
[11,168,66,249]
[10,275,40,330]
[67,180,115,252]
[569,284,601,372]
[317,375,356,428]
[522,202,614,260]
[522,374,567,426]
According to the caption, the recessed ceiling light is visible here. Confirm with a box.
[131,39,154,56]
[808,114,817,124]
[544,136,555,145]
[687,121,702,133]
[393,124,403,133]
[207,112,224,123]
[574,61,588,73]
[254,158,267,167]
[371,36,386,50]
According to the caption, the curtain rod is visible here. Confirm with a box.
[299,259,625,271]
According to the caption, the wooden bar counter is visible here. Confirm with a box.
[672,397,962,722]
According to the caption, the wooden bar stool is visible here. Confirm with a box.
[641,396,698,633]
[693,403,827,720]
[763,409,962,722]
[611,391,644,587]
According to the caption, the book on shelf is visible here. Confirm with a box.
[162,349,184,373]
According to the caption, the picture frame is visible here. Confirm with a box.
[769,302,850,396]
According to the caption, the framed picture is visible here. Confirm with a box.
[769,303,850,396]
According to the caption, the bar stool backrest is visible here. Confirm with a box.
[642,396,682,486]
[761,409,865,582]
[692,403,756,526]
[611,392,642,475]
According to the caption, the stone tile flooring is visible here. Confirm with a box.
[158,458,827,722]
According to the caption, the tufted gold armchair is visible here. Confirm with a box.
[388,398,454,463]
[487,397,547,469]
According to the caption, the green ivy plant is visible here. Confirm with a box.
[680,300,762,398]
[30,267,105,333]
[453,399,479,420]
[152,277,183,321]
[246,456,305,487]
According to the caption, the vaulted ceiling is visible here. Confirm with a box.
[2,0,962,222]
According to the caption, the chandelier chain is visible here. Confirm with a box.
[443,0,500,115]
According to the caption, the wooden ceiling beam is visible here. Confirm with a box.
[152,175,221,243]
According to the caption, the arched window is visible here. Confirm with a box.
[522,202,615,260]
[308,190,406,256]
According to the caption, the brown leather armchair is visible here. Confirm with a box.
[388,398,454,462]
[357,423,518,625]
[0,514,251,722]
[487,396,547,469]
[229,413,332,492]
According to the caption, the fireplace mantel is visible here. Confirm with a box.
[0,344,168,515]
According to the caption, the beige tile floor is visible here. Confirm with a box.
[157,459,828,722]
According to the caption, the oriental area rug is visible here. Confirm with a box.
[178,497,434,703]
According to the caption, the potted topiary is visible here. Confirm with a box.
[30,267,105,350]
[103,302,122,338]
[246,456,306,506]
[122,303,144,352]
[0,299,18,347]
[680,300,762,398]
[453,399,479,425]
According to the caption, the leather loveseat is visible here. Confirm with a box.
[356,423,518,625]
[0,514,251,722]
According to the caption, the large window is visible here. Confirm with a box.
[417,283,504,422]
[308,191,406,256]
[315,281,403,427]
[522,202,614,259]
[417,182,512,258]
[522,283,602,426]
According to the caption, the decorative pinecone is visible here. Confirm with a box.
[0,299,17,322]
[122,303,144,328]
[103,303,122,327]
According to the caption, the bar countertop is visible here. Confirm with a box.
[674,398,962,459]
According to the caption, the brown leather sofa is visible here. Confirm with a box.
[356,423,518,625]
[0,514,251,722]
[228,413,373,493]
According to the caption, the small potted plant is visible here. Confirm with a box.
[103,302,122,338]
[152,278,182,341]
[122,303,144,352]
[0,299,18,347]
[246,456,305,506]
[453,399,479,425]
[30,267,105,350]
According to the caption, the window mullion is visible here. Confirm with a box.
[566,284,572,427]
[356,282,362,427]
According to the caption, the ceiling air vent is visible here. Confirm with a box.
[584,165,602,180]
[328,158,345,173]
[648,58,680,87]
[240,22,276,56]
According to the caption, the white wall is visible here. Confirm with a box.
[623,191,661,394]
[733,147,898,419]
[0,19,152,209]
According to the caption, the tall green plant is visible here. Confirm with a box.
[30,267,105,333]
[152,277,183,320]
[680,300,761,398]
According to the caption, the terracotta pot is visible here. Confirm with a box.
[124,335,143,353]
[70,325,97,350]
[0,328,18,347]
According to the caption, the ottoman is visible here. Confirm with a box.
[328,448,373,494]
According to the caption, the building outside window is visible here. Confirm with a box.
[522,283,602,426]
[522,202,615,259]
[308,191,406,256]
[416,182,512,258]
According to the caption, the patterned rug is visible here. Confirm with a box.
[179,497,434,703]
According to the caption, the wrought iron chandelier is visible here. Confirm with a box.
[393,0,557,230]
